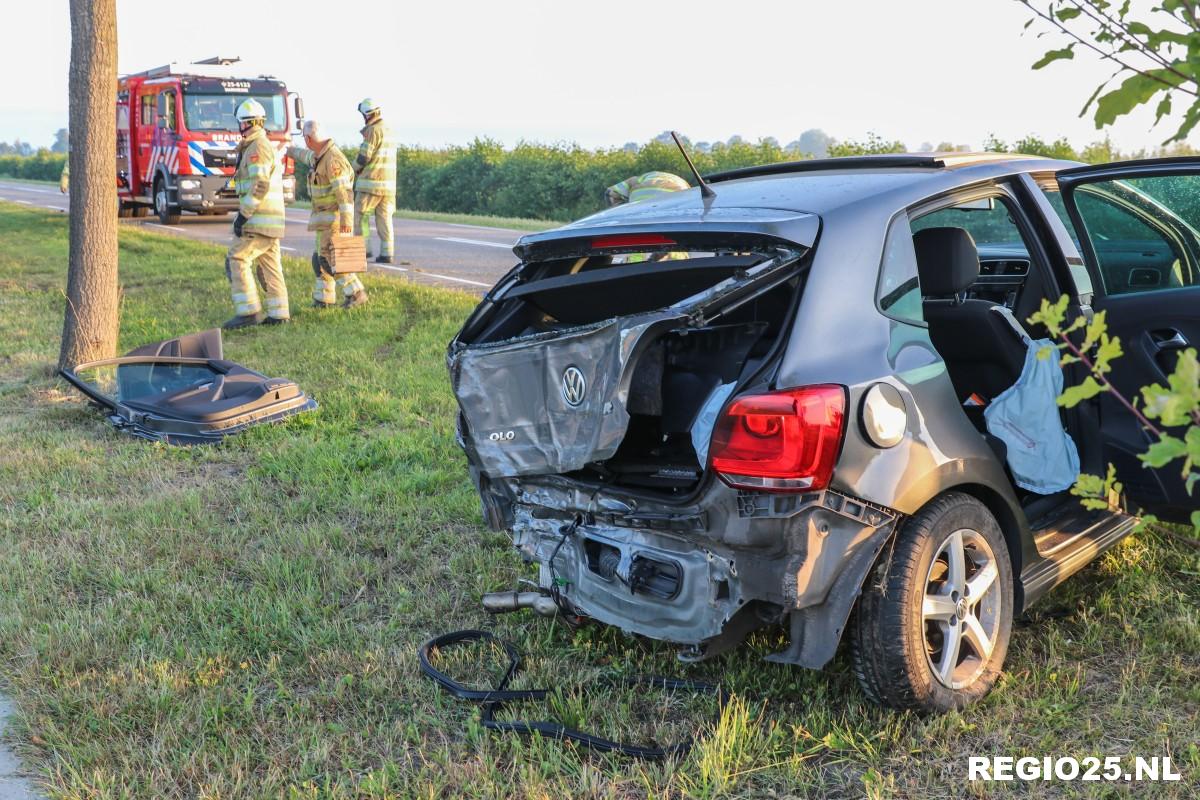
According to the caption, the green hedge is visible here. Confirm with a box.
[291,138,802,221]
[0,152,66,182]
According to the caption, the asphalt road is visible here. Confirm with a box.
[0,180,524,294]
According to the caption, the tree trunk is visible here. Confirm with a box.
[58,0,119,369]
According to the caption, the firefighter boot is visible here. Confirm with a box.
[223,312,265,330]
[343,290,369,309]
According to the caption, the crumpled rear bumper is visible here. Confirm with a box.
[503,477,898,667]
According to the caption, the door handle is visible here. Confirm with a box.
[1151,329,1190,351]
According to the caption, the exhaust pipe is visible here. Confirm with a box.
[481,590,559,618]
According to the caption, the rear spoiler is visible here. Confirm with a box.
[513,210,820,262]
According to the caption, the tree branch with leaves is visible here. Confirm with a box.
[1029,296,1200,535]
[1018,0,1200,143]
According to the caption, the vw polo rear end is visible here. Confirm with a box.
[449,167,1023,668]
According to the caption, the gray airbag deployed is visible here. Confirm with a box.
[451,314,677,477]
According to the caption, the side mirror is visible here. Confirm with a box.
[291,94,305,132]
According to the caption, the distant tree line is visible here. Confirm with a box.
[3,129,1198,220]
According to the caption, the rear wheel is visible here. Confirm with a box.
[851,492,1013,712]
[154,178,180,225]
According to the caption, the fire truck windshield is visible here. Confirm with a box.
[183,93,287,133]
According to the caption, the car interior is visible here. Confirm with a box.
[909,193,1100,536]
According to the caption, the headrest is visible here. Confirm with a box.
[913,227,980,296]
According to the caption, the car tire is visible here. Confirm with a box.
[154,178,181,225]
[850,492,1013,712]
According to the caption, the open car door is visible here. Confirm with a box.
[1055,158,1200,522]
[61,329,317,444]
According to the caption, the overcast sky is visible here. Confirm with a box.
[0,0,1188,153]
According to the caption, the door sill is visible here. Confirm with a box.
[1021,510,1136,605]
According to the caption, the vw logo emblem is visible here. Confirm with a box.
[562,365,586,407]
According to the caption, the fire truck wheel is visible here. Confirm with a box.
[154,178,181,225]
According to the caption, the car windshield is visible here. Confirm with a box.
[182,93,286,132]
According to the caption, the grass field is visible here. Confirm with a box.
[0,201,1197,798]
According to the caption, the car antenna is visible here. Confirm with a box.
[670,131,715,200]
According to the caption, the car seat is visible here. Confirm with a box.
[914,227,1029,403]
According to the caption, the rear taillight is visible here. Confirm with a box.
[709,385,846,492]
[590,234,677,249]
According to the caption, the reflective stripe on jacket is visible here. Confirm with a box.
[607,171,690,204]
[235,126,286,238]
[288,141,354,232]
[354,119,395,197]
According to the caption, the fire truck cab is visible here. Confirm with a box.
[117,57,301,224]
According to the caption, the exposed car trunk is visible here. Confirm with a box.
[449,233,810,498]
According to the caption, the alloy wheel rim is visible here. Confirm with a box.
[922,528,1002,690]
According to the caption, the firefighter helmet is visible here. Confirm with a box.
[235,99,267,125]
[357,98,381,116]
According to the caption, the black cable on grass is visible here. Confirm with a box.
[418,629,729,760]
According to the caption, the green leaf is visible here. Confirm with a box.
[1186,471,1199,496]
[1192,510,1200,535]
[1156,92,1173,124]
[1093,333,1124,374]
[1082,309,1108,352]
[1055,7,1082,21]
[1059,376,1107,407]
[1029,295,1070,337]
[1033,45,1076,70]
[1094,69,1185,128]
[1164,100,1200,144]
[1143,349,1200,425]
[1140,434,1187,468]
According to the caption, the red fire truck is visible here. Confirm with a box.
[116,57,302,223]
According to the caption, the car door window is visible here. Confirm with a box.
[876,212,924,324]
[1069,176,1200,296]
[140,94,155,126]
[157,91,177,131]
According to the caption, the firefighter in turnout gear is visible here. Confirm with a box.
[224,98,290,329]
[59,160,69,193]
[605,171,690,206]
[287,120,367,309]
[352,98,396,263]
[604,172,690,263]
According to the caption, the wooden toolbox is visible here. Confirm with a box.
[329,234,367,274]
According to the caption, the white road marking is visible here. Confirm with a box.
[443,220,532,233]
[0,185,57,195]
[145,222,186,232]
[281,246,296,252]
[13,200,31,205]
[435,236,513,250]
[372,262,490,288]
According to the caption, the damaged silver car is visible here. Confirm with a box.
[449,153,1200,711]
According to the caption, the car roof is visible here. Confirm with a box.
[690,152,1081,214]
[516,153,1081,257]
